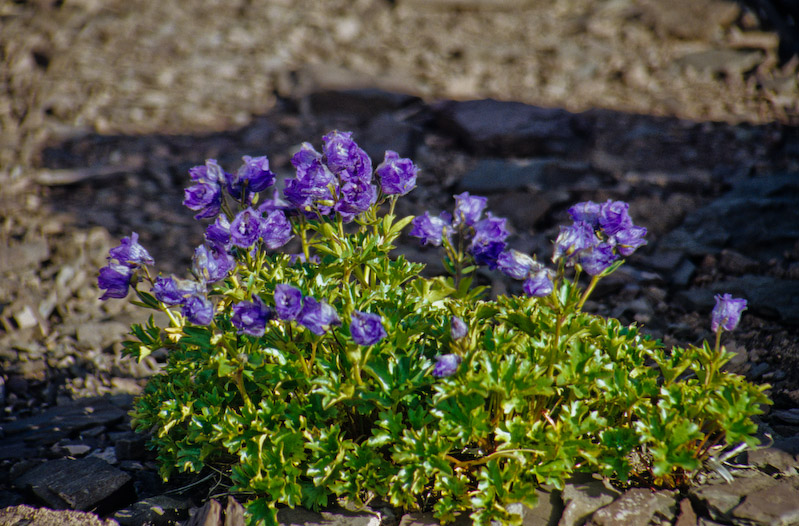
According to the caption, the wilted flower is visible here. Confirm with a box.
[182,294,214,326]
[231,295,273,337]
[260,210,293,250]
[298,296,341,335]
[711,294,747,333]
[350,311,387,346]
[523,269,554,297]
[98,264,133,300]
[108,232,154,268]
[433,354,462,378]
[274,284,303,321]
[450,316,468,340]
[453,192,487,227]
[409,212,451,247]
[376,150,417,196]
[230,207,264,249]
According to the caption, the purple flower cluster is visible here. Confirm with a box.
[273,284,341,335]
[496,250,554,297]
[409,192,510,269]
[184,157,276,220]
[711,294,747,333]
[282,132,417,221]
[231,295,273,337]
[98,233,153,300]
[553,200,648,276]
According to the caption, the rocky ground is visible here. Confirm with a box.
[1,1,799,525]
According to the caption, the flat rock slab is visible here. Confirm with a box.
[731,475,799,526]
[690,471,778,522]
[590,488,677,526]
[0,504,120,525]
[559,475,620,526]
[14,457,132,512]
[277,506,381,526]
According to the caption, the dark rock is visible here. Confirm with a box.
[731,475,799,526]
[113,495,193,526]
[277,506,381,526]
[457,158,591,193]
[746,447,799,475]
[360,112,421,161]
[590,488,677,526]
[115,434,148,461]
[14,457,133,513]
[308,89,421,120]
[709,275,799,324]
[690,471,777,521]
[398,511,471,526]
[0,504,120,526]
[434,99,586,157]
[774,409,799,426]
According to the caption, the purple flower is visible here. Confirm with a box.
[322,130,372,183]
[711,294,747,333]
[189,159,226,185]
[227,155,275,199]
[183,181,222,219]
[182,294,214,326]
[450,316,468,340]
[433,354,462,378]
[409,212,451,247]
[469,213,509,268]
[350,311,387,346]
[453,192,487,227]
[257,188,292,215]
[298,296,341,335]
[335,180,377,222]
[613,224,648,257]
[152,276,205,306]
[230,207,264,248]
[274,284,304,321]
[553,221,596,262]
[568,201,602,227]
[523,269,554,297]
[192,243,235,283]
[108,232,154,268]
[260,210,293,249]
[578,242,618,276]
[231,295,273,337]
[598,200,633,237]
[205,216,232,251]
[376,150,417,196]
[284,158,338,215]
[98,264,133,300]
[497,250,536,280]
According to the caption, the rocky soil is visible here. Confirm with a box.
[2,1,799,525]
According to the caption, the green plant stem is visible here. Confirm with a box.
[576,275,600,311]
[714,328,723,355]
[234,369,253,411]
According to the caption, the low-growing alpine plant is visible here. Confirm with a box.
[99,131,770,526]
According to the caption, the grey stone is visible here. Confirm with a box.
[113,495,192,526]
[774,409,799,426]
[14,457,132,512]
[0,505,120,526]
[458,158,590,193]
[558,475,620,526]
[690,471,777,521]
[746,447,799,475]
[278,506,381,526]
[308,89,421,120]
[731,475,799,526]
[590,488,677,526]
[675,498,698,526]
[360,112,420,161]
[523,488,564,526]
[674,49,763,76]
[0,237,50,274]
[709,275,799,325]
[434,99,586,157]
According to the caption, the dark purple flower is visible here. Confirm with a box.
[231,295,273,337]
[433,354,462,378]
[257,188,292,215]
[322,130,372,183]
[497,249,536,280]
[260,210,293,249]
[578,242,618,276]
[568,201,602,227]
[192,243,235,283]
[523,269,554,297]
[376,150,417,196]
[453,192,487,227]
[298,296,341,335]
[230,207,264,249]
[334,180,377,222]
[409,212,451,247]
[284,159,338,215]
[108,232,154,268]
[350,311,386,346]
[205,216,232,251]
[469,213,509,268]
[553,221,596,262]
[182,294,214,326]
[189,159,226,185]
[274,284,303,321]
[152,276,205,306]
[613,224,648,257]
[98,264,133,300]
[450,316,468,340]
[711,294,747,333]
[227,155,275,199]
[183,181,222,219]
[598,200,633,237]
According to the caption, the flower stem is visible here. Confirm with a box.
[576,275,600,311]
